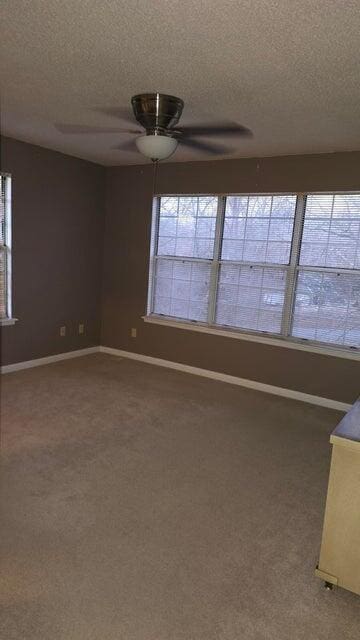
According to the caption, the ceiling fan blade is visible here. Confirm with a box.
[179,137,231,155]
[175,123,252,138]
[110,139,137,151]
[55,123,141,134]
[94,107,136,124]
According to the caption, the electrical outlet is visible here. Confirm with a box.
[60,326,66,337]
[131,327,137,338]
[79,323,84,335]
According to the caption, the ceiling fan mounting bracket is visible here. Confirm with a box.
[131,93,184,133]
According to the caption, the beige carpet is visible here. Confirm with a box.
[0,353,359,639]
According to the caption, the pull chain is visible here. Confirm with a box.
[152,159,159,198]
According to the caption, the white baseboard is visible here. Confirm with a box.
[1,344,351,413]
[99,346,352,413]
[1,346,100,374]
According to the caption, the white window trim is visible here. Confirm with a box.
[0,317,17,326]
[142,314,360,361]
[0,174,17,325]
[147,192,360,355]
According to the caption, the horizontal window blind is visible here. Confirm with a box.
[153,258,211,322]
[157,196,217,259]
[0,249,6,318]
[291,194,360,348]
[217,194,297,334]
[222,195,296,263]
[292,271,360,346]
[216,264,287,334]
[149,192,360,351]
[0,175,11,319]
[152,196,217,323]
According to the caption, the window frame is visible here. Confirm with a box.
[146,191,360,356]
[0,174,16,325]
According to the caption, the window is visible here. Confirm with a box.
[292,194,360,347]
[0,175,13,322]
[216,195,296,334]
[152,196,217,322]
[148,193,360,351]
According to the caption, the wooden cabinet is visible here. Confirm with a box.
[316,399,360,595]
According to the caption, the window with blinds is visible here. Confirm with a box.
[153,197,217,321]
[216,195,296,333]
[0,175,12,320]
[148,193,360,351]
[291,194,360,347]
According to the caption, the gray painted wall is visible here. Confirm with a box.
[0,138,358,404]
[0,137,105,365]
[101,153,360,404]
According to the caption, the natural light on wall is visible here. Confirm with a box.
[147,193,360,351]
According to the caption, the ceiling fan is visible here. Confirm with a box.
[55,93,252,161]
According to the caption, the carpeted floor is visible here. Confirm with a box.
[0,353,359,639]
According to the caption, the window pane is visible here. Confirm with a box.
[291,270,360,347]
[0,249,6,318]
[222,195,296,264]
[0,191,4,245]
[215,264,287,334]
[0,175,6,246]
[0,176,7,318]
[153,258,211,322]
[300,194,360,268]
[157,196,217,259]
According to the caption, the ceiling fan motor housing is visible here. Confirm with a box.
[131,93,184,135]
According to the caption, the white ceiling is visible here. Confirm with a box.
[1,1,360,166]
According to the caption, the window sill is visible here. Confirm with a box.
[142,315,360,361]
[0,317,18,326]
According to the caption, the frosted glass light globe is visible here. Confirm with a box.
[135,134,178,161]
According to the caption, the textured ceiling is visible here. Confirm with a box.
[1,0,360,166]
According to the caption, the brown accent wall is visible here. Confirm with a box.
[101,153,360,404]
[0,137,105,366]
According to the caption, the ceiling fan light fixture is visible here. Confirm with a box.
[135,134,178,161]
